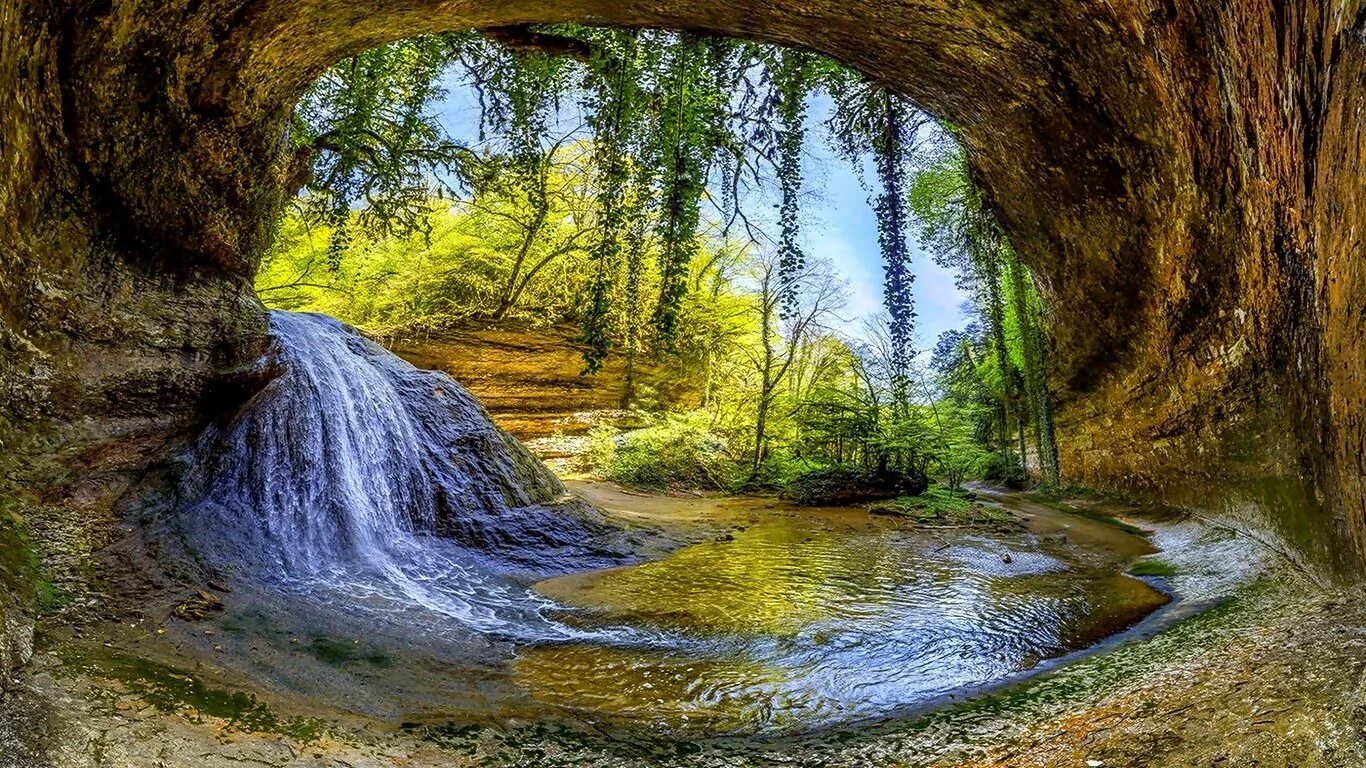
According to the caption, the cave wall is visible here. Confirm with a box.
[2,0,1365,666]
[0,0,270,673]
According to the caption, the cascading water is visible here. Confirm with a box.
[178,311,636,640]
[166,311,1262,736]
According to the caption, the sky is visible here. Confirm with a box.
[434,76,970,358]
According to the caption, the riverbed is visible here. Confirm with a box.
[9,483,1262,742]
[514,482,1175,736]
[12,480,1361,768]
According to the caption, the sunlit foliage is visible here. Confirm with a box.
[288,27,944,371]
[277,26,1059,491]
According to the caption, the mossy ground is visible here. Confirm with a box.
[869,486,1025,531]
[309,635,394,668]
[1127,557,1179,577]
[53,639,325,741]
[1018,490,1148,534]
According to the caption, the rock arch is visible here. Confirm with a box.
[2,0,1364,566]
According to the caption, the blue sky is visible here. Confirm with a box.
[435,76,970,356]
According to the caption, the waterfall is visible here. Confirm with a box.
[178,311,631,639]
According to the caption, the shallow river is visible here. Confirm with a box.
[509,483,1170,736]
[56,478,1276,763]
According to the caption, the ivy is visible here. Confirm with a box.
[578,32,644,373]
[771,49,813,320]
[291,28,960,379]
[650,34,722,351]
[825,74,931,402]
[874,92,915,403]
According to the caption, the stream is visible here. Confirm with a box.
[512,483,1257,736]
[134,312,1271,744]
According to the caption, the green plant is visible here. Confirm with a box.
[869,486,1023,530]
[783,466,928,506]
[1128,558,1179,578]
[590,413,740,491]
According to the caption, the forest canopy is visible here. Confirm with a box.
[264,24,1060,491]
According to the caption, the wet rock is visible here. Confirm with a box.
[0,595,34,683]
[171,591,224,622]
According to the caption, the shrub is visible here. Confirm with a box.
[981,451,1027,489]
[589,413,740,491]
[783,466,929,506]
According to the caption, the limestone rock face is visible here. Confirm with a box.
[2,0,1366,674]
[0,594,33,677]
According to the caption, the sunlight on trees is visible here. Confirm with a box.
[263,25,1062,494]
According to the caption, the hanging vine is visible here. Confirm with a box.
[291,36,469,267]
[874,91,915,403]
[771,49,813,319]
[825,74,928,399]
[650,34,723,351]
[291,27,973,380]
[578,31,644,373]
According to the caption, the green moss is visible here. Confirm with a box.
[1021,492,1148,535]
[310,635,394,667]
[1128,558,1179,577]
[0,498,47,612]
[55,642,325,741]
[894,577,1286,738]
[870,486,1022,530]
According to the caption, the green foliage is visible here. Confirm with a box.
[279,31,1062,495]
[879,485,971,514]
[783,466,929,507]
[980,450,1028,489]
[292,35,473,265]
[917,150,1059,486]
[579,32,648,372]
[770,48,814,320]
[649,35,725,350]
[588,413,741,491]
[869,487,1023,530]
[289,28,951,373]
[261,143,677,342]
[1128,558,1179,578]
[825,75,934,401]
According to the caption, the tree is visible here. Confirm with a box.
[909,152,1059,484]
[460,139,601,321]
[742,254,848,478]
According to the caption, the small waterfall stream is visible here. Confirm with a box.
[178,311,633,640]
[166,311,1263,735]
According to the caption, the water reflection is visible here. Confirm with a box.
[519,510,1169,735]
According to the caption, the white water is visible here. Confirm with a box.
[179,312,631,640]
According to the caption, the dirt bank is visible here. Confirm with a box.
[389,326,701,441]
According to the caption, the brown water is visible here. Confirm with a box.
[511,485,1171,736]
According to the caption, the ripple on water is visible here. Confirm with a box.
[518,516,1170,736]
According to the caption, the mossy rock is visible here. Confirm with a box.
[784,467,929,506]
[870,487,1026,531]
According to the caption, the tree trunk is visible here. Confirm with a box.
[751,395,770,479]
